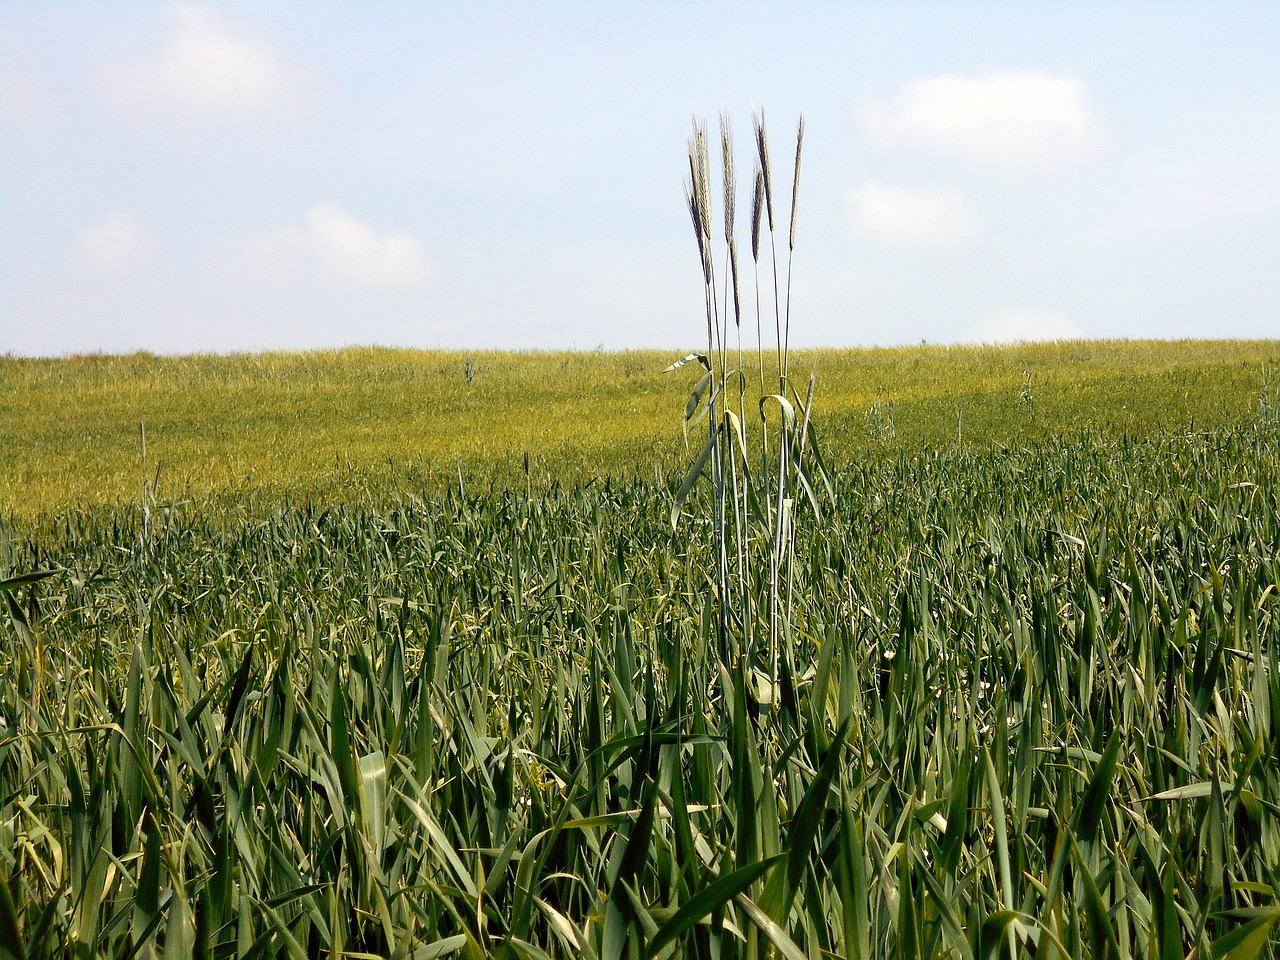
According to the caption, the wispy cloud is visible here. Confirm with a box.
[242,204,433,289]
[75,212,142,276]
[847,182,981,245]
[862,71,1102,174]
[101,4,302,118]
[964,308,1083,344]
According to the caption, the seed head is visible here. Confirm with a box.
[752,108,774,232]
[789,115,804,252]
[751,169,764,263]
[720,112,735,244]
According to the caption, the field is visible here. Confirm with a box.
[2,340,1277,520]
[2,341,1280,958]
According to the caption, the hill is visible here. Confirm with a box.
[2,339,1277,520]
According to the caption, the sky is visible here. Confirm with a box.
[1,2,1277,357]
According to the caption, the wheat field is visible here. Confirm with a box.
[2,340,1276,521]
[2,340,1280,957]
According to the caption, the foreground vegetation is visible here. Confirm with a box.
[6,98,1278,958]
[3,407,1279,956]
[2,339,1277,520]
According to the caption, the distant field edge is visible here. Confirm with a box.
[3,337,1278,523]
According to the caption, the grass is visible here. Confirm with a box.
[3,339,1278,521]
[2,419,1279,957]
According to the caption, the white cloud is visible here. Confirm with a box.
[76,212,142,275]
[847,182,981,245]
[964,308,1083,344]
[862,71,1101,174]
[102,4,301,117]
[244,204,433,288]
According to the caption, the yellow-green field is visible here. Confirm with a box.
[3,339,1277,521]
[5,338,1280,956]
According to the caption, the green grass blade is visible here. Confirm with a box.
[1075,731,1122,847]
[733,892,806,960]
[671,427,717,530]
[0,869,26,960]
[644,855,785,959]
[1208,909,1280,960]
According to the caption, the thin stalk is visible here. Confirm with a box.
[722,114,751,656]
[693,119,729,652]
[753,109,784,394]
[769,420,788,681]
[782,116,803,385]
[734,303,751,661]
[783,373,815,643]
[751,165,771,531]
[755,109,784,678]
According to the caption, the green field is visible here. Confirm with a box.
[3,340,1277,520]
[2,341,1280,958]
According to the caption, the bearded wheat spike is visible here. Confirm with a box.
[751,168,764,264]
[720,112,735,244]
[694,122,713,260]
[752,109,774,232]
[686,149,709,285]
[789,115,804,253]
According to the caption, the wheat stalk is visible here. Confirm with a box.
[753,109,784,392]
[783,115,804,385]
[674,111,817,680]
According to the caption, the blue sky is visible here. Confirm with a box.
[1,2,1276,356]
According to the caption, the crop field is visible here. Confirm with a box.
[2,339,1278,521]
[2,339,1280,958]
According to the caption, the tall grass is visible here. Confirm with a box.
[671,111,829,699]
[2,425,1279,956]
